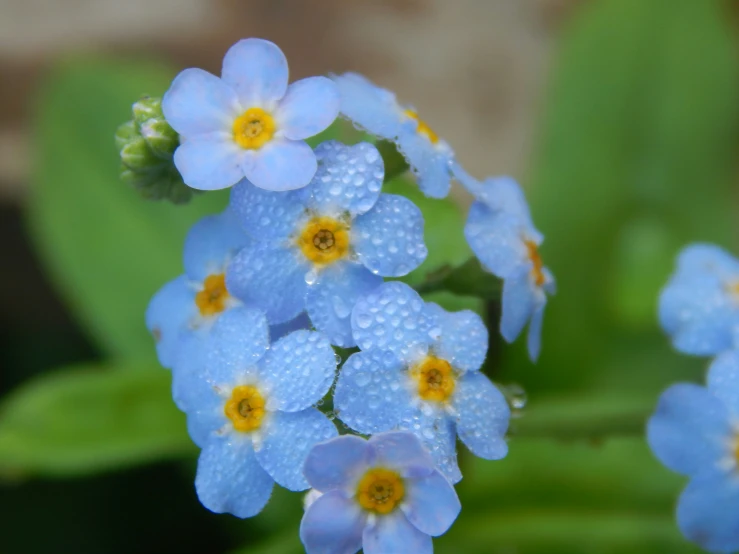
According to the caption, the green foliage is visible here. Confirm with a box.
[0,364,193,479]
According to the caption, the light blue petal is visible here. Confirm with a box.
[353,194,427,276]
[300,490,367,554]
[171,333,210,409]
[500,266,538,344]
[476,176,538,233]
[647,383,729,476]
[162,67,238,136]
[402,469,460,537]
[708,350,739,416]
[184,210,250,282]
[174,136,245,191]
[229,179,308,241]
[255,409,337,491]
[397,130,452,199]
[465,203,529,278]
[334,350,409,435]
[306,263,383,348]
[277,77,340,140]
[145,275,196,369]
[527,303,546,362]
[270,312,312,341]
[453,372,509,460]
[258,330,336,411]
[363,511,432,554]
[304,434,373,492]
[425,303,488,373]
[195,435,274,518]
[677,471,739,554]
[332,72,404,138]
[226,242,308,324]
[221,38,288,107]
[677,243,739,277]
[398,410,461,484]
[243,139,317,192]
[185,398,226,449]
[369,431,435,472]
[351,282,435,360]
[449,160,482,196]
[307,141,384,217]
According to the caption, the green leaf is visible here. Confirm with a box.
[28,58,229,362]
[0,364,193,479]
[415,258,502,301]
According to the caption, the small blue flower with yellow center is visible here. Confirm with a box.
[332,72,454,199]
[648,350,739,553]
[462,175,555,361]
[162,38,340,192]
[226,140,428,347]
[173,307,338,518]
[659,244,739,356]
[334,281,510,483]
[300,431,461,554]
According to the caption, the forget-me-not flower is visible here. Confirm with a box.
[227,140,427,347]
[332,72,454,199]
[300,431,461,554]
[462,176,555,361]
[334,281,510,483]
[659,244,739,356]
[173,307,338,518]
[648,350,739,553]
[162,38,340,192]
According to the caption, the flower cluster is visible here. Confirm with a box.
[650,244,739,553]
[141,37,554,553]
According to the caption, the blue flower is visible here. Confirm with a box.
[463,176,555,361]
[659,244,739,356]
[227,140,428,347]
[162,38,340,192]
[173,307,338,518]
[647,350,739,553]
[334,282,510,483]
[300,431,461,554]
[332,72,454,199]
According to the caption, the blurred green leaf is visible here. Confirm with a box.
[28,58,229,362]
[415,258,502,300]
[0,364,193,479]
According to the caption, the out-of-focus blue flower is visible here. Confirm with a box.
[173,307,337,518]
[462,176,555,361]
[162,38,339,192]
[647,350,739,553]
[332,72,454,199]
[334,282,510,483]
[227,140,427,347]
[659,244,739,356]
[300,431,461,554]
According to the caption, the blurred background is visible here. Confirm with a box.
[0,0,736,552]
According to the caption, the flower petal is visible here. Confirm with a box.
[647,383,729,476]
[195,435,274,518]
[162,68,238,136]
[300,490,367,554]
[270,312,312,341]
[304,434,373,492]
[527,302,546,362]
[402,469,460,537]
[258,330,336,412]
[243,138,317,191]
[363,511,432,554]
[399,410,461,484]
[332,72,404,139]
[306,263,383,348]
[145,275,197,369]
[453,372,510,460]
[465,203,529,278]
[174,136,245,191]
[307,141,384,217]
[221,38,288,107]
[277,77,340,140]
[475,176,539,235]
[500,265,538,344]
[226,243,308,324]
[369,431,435,472]
[424,303,488,373]
[353,194,427,277]
[677,243,739,277]
[183,209,250,282]
[255,409,337,491]
[229,179,308,242]
[397,131,452,199]
[184,391,226,449]
[708,350,739,416]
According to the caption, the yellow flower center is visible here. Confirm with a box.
[411,356,456,403]
[404,109,439,144]
[297,216,350,266]
[524,240,546,287]
[356,468,405,514]
[224,385,266,433]
[195,273,230,317]
[232,107,276,150]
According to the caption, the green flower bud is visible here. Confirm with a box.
[140,118,179,160]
